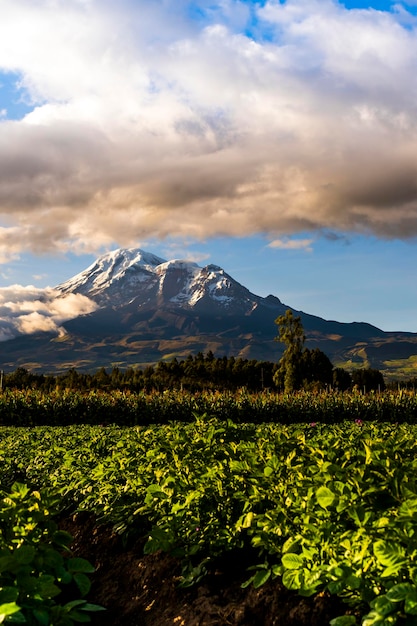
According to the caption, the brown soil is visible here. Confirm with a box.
[59,512,358,626]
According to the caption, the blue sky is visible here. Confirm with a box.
[1,0,417,338]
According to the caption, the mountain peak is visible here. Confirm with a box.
[86,247,166,277]
[56,247,166,303]
[56,247,261,314]
[102,247,166,268]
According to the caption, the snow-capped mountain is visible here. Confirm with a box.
[2,247,417,374]
[57,247,270,315]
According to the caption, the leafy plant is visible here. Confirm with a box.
[0,483,104,625]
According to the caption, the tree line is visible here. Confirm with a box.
[0,357,385,393]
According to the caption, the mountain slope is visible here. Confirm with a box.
[1,247,417,377]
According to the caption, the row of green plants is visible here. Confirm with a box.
[1,419,417,624]
[0,388,416,427]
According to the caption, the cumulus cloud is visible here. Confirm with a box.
[0,0,417,260]
[0,286,98,341]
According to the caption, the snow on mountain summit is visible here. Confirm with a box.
[56,247,263,314]
[56,248,166,303]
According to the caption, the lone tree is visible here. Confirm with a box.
[273,309,306,392]
[273,309,333,392]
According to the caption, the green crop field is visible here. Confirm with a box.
[2,403,417,625]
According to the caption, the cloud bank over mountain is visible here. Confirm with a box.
[1,0,417,259]
[0,286,97,341]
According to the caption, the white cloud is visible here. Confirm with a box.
[0,285,98,341]
[268,237,314,251]
[0,0,417,260]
